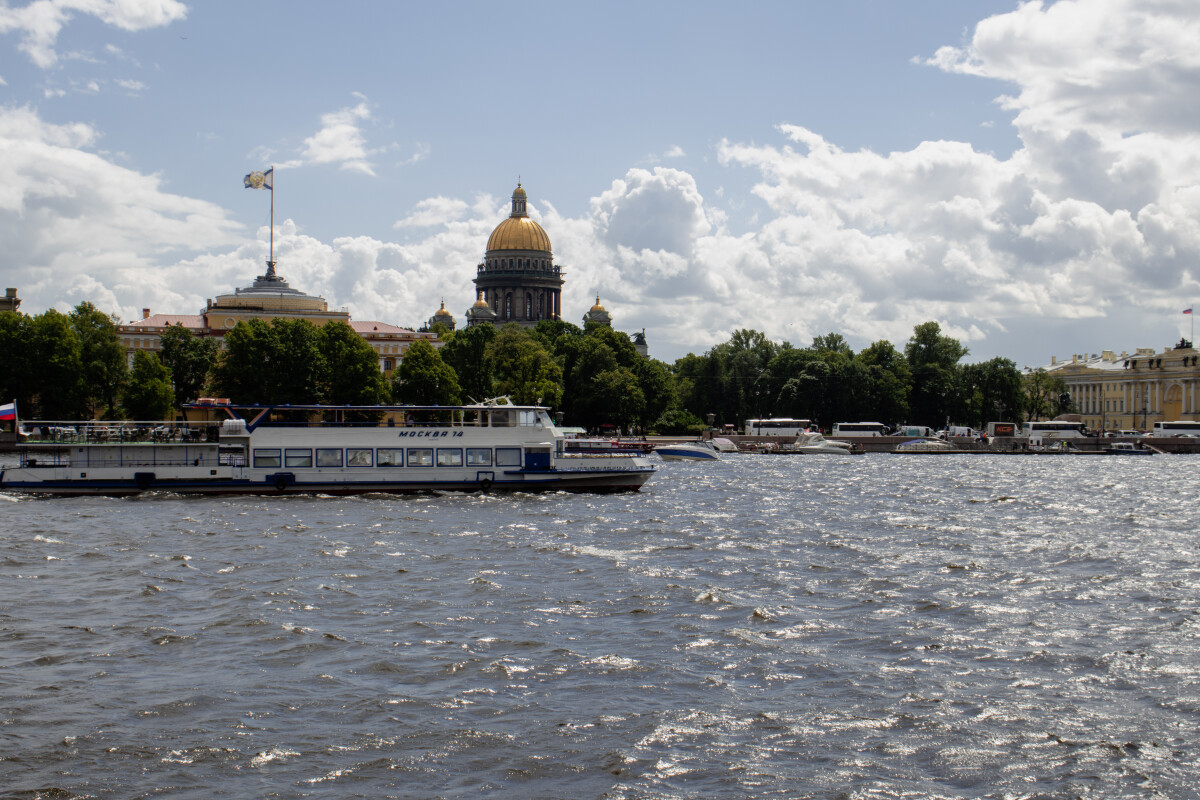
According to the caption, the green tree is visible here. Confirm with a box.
[632,358,674,432]
[123,350,175,420]
[160,324,218,407]
[439,324,496,401]
[0,311,35,417]
[905,322,968,427]
[589,368,645,432]
[1023,368,1067,421]
[210,319,276,403]
[210,318,325,405]
[960,357,1024,428]
[30,310,88,419]
[392,339,461,405]
[320,321,390,407]
[858,340,911,425]
[487,324,563,406]
[271,318,326,405]
[70,302,128,417]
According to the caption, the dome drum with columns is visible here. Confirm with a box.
[470,183,564,328]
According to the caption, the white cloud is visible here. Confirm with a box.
[297,98,378,176]
[0,105,243,322]
[0,0,187,68]
[5,2,1200,368]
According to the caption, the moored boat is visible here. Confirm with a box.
[1103,441,1154,456]
[778,432,861,455]
[654,441,721,461]
[0,399,655,496]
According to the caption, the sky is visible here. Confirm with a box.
[2,0,1199,370]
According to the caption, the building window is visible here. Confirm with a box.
[526,293,533,318]
[505,294,512,319]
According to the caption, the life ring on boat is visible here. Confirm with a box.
[274,475,289,492]
[479,478,493,492]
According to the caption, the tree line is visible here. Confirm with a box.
[0,305,1068,430]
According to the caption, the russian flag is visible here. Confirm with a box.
[1185,308,1194,315]
[0,401,15,421]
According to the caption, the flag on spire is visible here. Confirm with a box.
[243,168,273,190]
[0,400,16,421]
[1185,308,1193,315]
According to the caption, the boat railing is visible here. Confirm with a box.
[20,421,222,445]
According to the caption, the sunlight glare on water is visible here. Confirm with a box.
[2,454,1199,798]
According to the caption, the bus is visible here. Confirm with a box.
[744,418,811,436]
[1023,420,1087,439]
[1151,421,1200,436]
[832,422,889,437]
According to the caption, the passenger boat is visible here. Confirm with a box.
[654,441,721,461]
[1103,441,1154,456]
[0,400,656,496]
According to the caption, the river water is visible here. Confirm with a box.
[2,454,1199,799]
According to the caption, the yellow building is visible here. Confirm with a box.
[1037,341,1200,431]
[118,265,435,378]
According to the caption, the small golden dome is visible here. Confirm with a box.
[513,183,527,197]
[434,299,452,318]
[591,295,606,312]
[472,292,490,309]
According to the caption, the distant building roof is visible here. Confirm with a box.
[127,314,206,329]
[349,320,426,335]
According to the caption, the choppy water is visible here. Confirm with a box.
[2,454,1200,799]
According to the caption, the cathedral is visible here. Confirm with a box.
[466,182,564,328]
[429,181,647,356]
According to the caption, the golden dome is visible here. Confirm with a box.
[487,216,552,252]
[471,291,490,309]
[591,295,607,312]
[434,299,452,318]
[485,182,552,253]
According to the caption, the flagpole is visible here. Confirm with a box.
[268,165,276,278]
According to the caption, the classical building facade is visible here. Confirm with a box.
[1038,341,1200,431]
[118,265,435,378]
[469,183,564,328]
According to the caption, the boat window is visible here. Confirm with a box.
[491,409,516,427]
[253,449,281,468]
[519,410,538,427]
[437,448,463,467]
[377,448,404,467]
[285,448,312,468]
[407,448,433,467]
[467,448,492,466]
[316,448,343,468]
[495,447,521,467]
[347,448,373,467]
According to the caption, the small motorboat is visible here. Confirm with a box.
[1104,441,1154,455]
[891,438,959,454]
[655,441,721,461]
[781,432,859,454]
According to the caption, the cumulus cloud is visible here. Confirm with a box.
[296,97,379,176]
[0,0,186,68]
[0,105,244,322]
[5,1,1200,368]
